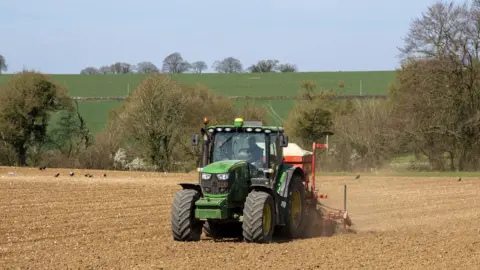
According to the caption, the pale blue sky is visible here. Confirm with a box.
[0,0,463,74]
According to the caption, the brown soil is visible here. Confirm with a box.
[1,166,479,269]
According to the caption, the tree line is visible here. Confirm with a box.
[1,1,480,172]
[0,53,297,76]
[79,54,298,75]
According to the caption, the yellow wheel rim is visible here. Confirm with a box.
[263,204,271,234]
[291,191,301,227]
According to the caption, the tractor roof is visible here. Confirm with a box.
[206,124,284,133]
[204,118,284,133]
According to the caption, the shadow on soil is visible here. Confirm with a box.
[202,219,358,244]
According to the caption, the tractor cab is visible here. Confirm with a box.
[192,117,288,179]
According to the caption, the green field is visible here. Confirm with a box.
[0,71,397,134]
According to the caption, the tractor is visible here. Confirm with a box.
[170,117,351,243]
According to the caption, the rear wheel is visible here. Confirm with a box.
[279,174,306,238]
[171,189,203,241]
[242,190,275,243]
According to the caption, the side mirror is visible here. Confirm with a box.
[279,135,288,147]
[192,134,199,146]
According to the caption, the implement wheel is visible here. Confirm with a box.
[242,190,275,243]
[171,189,202,241]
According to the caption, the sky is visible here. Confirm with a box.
[0,0,466,74]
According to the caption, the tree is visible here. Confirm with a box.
[247,59,279,73]
[277,63,297,72]
[99,65,114,74]
[162,52,191,73]
[191,61,208,73]
[236,101,269,124]
[110,62,133,74]
[283,81,337,148]
[80,67,100,74]
[392,0,480,170]
[109,74,234,171]
[212,57,243,73]
[46,100,92,158]
[0,71,73,165]
[0,55,7,74]
[135,61,159,74]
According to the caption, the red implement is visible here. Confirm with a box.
[282,140,352,235]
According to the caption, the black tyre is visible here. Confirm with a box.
[242,190,275,243]
[278,174,306,238]
[203,221,243,239]
[171,189,202,241]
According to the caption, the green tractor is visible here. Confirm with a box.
[170,117,349,243]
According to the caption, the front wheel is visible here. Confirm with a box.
[171,189,202,241]
[242,190,275,243]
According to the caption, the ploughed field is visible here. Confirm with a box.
[1,167,479,269]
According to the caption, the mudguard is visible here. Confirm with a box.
[250,178,273,189]
[275,164,305,226]
[178,183,202,194]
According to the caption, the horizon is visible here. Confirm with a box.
[0,70,398,75]
[1,0,465,74]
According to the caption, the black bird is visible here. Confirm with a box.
[458,177,462,182]
[39,166,46,170]
[54,173,60,177]
[355,174,360,179]
[103,173,107,177]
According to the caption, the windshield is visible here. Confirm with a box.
[211,132,266,165]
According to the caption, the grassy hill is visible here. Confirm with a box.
[0,71,396,97]
[0,71,397,134]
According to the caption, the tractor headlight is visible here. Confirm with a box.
[201,173,212,180]
[217,173,229,180]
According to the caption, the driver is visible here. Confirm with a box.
[247,136,263,163]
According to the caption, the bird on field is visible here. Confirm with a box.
[69,171,74,176]
[458,177,461,182]
[355,174,360,179]
[103,173,107,177]
[54,173,60,177]
[39,166,46,170]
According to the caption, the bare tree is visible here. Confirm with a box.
[109,74,235,171]
[191,61,208,73]
[135,61,159,74]
[162,52,191,73]
[0,55,7,74]
[80,67,100,74]
[393,0,480,170]
[212,57,243,73]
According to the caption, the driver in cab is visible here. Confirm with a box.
[247,136,263,163]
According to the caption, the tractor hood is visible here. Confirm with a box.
[201,160,247,174]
